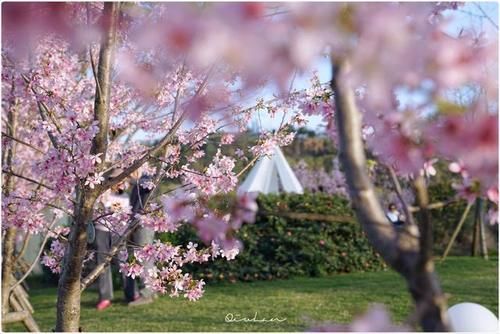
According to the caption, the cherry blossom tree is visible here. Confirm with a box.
[2,2,497,332]
[1,3,299,331]
[294,158,349,198]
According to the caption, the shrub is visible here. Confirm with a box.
[168,193,387,283]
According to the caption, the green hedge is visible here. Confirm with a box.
[170,193,387,283]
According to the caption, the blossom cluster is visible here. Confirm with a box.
[3,4,498,319]
[2,192,48,234]
[40,224,69,274]
[118,239,240,301]
[183,150,238,196]
[141,191,259,251]
[294,159,348,199]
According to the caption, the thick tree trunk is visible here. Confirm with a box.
[55,3,120,331]
[55,195,96,332]
[90,2,120,161]
[330,59,449,331]
[2,228,17,314]
[2,99,18,319]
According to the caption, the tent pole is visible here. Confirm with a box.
[441,202,473,262]
[471,198,480,256]
[477,198,489,260]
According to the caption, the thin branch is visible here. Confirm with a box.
[2,169,54,191]
[1,132,45,154]
[92,212,116,222]
[12,234,32,265]
[99,62,216,191]
[409,199,459,212]
[20,74,61,148]
[236,155,259,178]
[413,175,433,269]
[387,165,416,226]
[89,47,103,99]
[100,112,186,190]
[9,218,58,295]
[171,60,186,122]
[159,183,193,196]
[81,161,166,291]
[9,195,74,216]
[441,201,473,261]
[473,3,499,30]
[278,68,298,130]
[263,9,290,18]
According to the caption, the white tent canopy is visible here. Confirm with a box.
[238,146,304,194]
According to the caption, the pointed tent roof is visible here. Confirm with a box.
[238,146,304,194]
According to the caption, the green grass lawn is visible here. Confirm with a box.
[6,256,498,332]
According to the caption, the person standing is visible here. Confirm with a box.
[124,174,156,306]
[94,181,131,311]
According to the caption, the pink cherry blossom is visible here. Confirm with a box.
[119,262,144,279]
[220,133,235,145]
[84,172,105,189]
[4,3,498,328]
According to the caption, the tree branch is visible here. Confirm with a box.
[387,165,416,226]
[413,175,433,269]
[330,58,449,331]
[9,218,58,295]
[20,74,61,149]
[409,199,459,212]
[81,162,166,291]
[100,112,186,191]
[90,2,121,164]
[12,234,31,265]
[9,195,74,216]
[331,59,404,266]
[89,47,103,100]
[1,132,45,154]
[473,3,499,30]
[100,57,216,191]
[441,201,473,261]
[2,169,54,191]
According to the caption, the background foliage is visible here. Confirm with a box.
[168,193,387,283]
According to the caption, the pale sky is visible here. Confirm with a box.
[253,2,499,132]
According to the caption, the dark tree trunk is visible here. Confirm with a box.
[330,58,450,331]
[55,195,96,332]
[2,228,17,314]
[2,100,18,320]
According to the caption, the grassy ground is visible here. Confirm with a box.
[6,256,498,332]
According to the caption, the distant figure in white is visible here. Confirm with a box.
[386,203,404,227]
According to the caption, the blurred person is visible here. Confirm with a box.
[386,203,405,227]
[94,170,132,311]
[125,173,157,306]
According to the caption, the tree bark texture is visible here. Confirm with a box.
[331,59,450,331]
[55,2,120,331]
[2,102,18,318]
